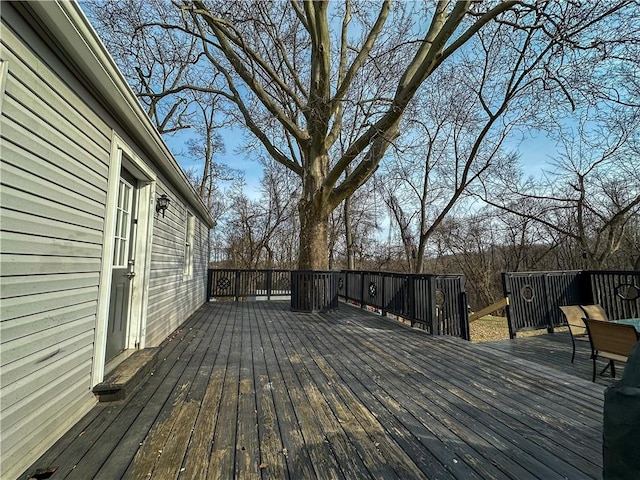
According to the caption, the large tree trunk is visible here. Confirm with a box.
[298,154,331,270]
[344,195,355,270]
[298,199,330,269]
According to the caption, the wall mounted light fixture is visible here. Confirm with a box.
[156,194,170,217]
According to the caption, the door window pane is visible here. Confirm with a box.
[113,178,133,267]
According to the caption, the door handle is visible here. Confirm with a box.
[127,260,135,280]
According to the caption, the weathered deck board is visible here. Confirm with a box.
[480,330,616,387]
[21,301,605,480]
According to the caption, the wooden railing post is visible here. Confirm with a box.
[381,273,386,317]
[459,288,470,340]
[234,270,241,302]
[428,276,437,335]
[206,269,213,302]
[502,272,516,339]
[408,275,416,327]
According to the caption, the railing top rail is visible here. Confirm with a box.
[340,269,465,279]
[210,268,292,273]
[505,269,639,276]
[504,270,582,276]
[290,270,336,274]
[584,269,640,275]
[209,268,467,278]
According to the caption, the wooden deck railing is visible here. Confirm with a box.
[503,269,640,338]
[207,268,470,340]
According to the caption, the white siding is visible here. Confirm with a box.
[145,188,209,345]
[0,4,211,478]
[0,8,108,478]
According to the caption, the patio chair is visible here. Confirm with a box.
[583,318,639,382]
[582,304,609,321]
[560,305,591,363]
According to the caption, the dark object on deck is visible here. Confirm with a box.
[27,466,58,480]
[290,270,338,313]
[603,342,640,479]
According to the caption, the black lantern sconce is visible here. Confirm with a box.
[156,194,170,218]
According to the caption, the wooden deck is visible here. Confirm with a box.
[23,301,605,480]
[479,330,617,387]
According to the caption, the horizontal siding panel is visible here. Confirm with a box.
[2,102,109,183]
[150,244,187,256]
[1,205,103,244]
[0,344,93,416]
[0,185,103,233]
[0,272,99,299]
[149,267,185,278]
[0,302,96,344]
[149,260,185,272]
[146,309,191,347]
[1,314,94,369]
[1,231,102,258]
[5,68,111,154]
[152,227,186,242]
[148,276,185,292]
[0,254,101,276]
[1,328,94,387]
[1,379,95,480]
[2,101,109,193]
[1,27,111,147]
[145,211,209,346]
[148,275,187,289]
[1,143,107,216]
[0,287,98,322]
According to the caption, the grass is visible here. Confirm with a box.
[470,315,511,343]
[469,315,560,343]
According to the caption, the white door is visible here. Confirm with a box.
[106,170,138,362]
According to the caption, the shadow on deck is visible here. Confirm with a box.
[23,301,605,479]
[478,329,618,387]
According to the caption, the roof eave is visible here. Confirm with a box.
[25,0,216,228]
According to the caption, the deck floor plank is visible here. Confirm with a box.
[130,302,232,480]
[274,309,408,480]
[179,302,234,480]
[86,307,218,480]
[271,306,397,480]
[253,302,318,480]
[344,310,603,474]
[21,301,607,480]
[207,301,243,479]
[310,308,577,480]
[262,308,347,479]
[234,303,260,480]
[32,308,208,480]
[287,310,490,480]
[251,302,289,480]
[348,327,597,479]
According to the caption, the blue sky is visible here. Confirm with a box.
[166,125,264,198]
[165,123,558,202]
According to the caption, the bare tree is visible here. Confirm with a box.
[483,111,640,268]
[87,0,638,270]
[221,159,299,269]
[142,0,556,269]
[84,0,229,212]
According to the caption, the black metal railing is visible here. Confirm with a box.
[503,269,640,337]
[337,271,469,339]
[290,270,338,313]
[207,268,470,339]
[208,269,292,300]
